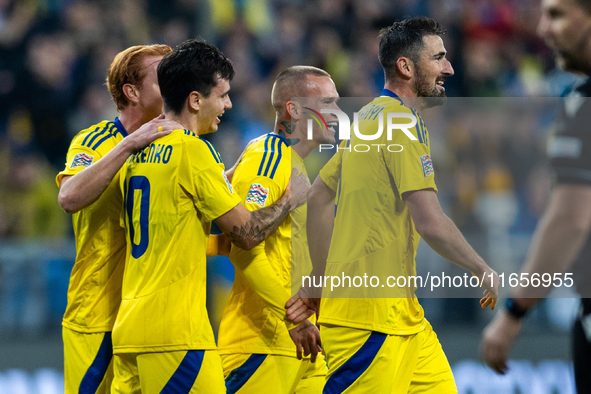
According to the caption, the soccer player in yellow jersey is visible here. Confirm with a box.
[289,17,500,393]
[56,44,180,394]
[111,39,308,394]
[218,66,340,393]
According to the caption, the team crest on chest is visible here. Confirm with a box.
[70,152,94,169]
[420,154,434,177]
[245,183,269,207]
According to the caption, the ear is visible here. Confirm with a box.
[396,57,413,80]
[188,91,200,112]
[122,84,139,105]
[286,101,301,120]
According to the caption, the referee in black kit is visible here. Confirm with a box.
[480,0,591,391]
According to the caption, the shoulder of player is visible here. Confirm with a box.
[179,131,225,164]
[70,120,122,154]
[241,133,289,180]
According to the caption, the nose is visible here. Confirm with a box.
[225,95,232,110]
[443,58,454,76]
[537,14,549,39]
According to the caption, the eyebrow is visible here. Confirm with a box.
[222,88,231,96]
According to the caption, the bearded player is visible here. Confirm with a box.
[290,17,499,393]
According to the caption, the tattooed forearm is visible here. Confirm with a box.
[227,195,291,250]
[278,121,300,146]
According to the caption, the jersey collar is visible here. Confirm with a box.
[381,88,403,104]
[113,117,129,138]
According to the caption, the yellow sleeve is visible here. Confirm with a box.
[56,137,103,188]
[229,172,298,331]
[185,139,241,222]
[319,140,346,192]
[383,119,437,195]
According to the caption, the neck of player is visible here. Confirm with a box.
[164,109,197,135]
[383,80,416,99]
[273,118,314,159]
[118,107,154,135]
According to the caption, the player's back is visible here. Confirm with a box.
[113,128,239,353]
[56,118,128,333]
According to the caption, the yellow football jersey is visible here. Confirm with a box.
[56,118,129,333]
[112,129,240,354]
[318,91,437,335]
[218,133,310,357]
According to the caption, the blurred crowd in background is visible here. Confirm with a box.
[0,0,584,338]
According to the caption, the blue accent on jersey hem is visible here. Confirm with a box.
[78,332,113,394]
[225,354,267,393]
[161,350,205,394]
[323,331,387,394]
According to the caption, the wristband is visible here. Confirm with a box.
[505,298,528,319]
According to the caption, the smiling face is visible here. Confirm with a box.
[136,55,165,123]
[412,35,454,104]
[195,77,232,135]
[538,0,591,73]
[302,75,340,145]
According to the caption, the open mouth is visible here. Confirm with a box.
[216,112,224,122]
[327,121,338,133]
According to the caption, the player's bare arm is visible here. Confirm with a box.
[58,115,180,213]
[289,319,323,362]
[216,169,308,250]
[481,184,591,375]
[404,188,500,309]
[511,184,591,303]
[286,175,336,323]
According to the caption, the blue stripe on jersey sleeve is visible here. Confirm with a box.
[86,122,111,148]
[85,123,113,148]
[160,350,205,394]
[324,332,387,394]
[92,132,115,150]
[81,126,101,147]
[257,135,271,176]
[421,118,428,146]
[411,110,423,144]
[263,137,278,177]
[200,138,221,163]
[269,137,284,179]
[225,354,267,394]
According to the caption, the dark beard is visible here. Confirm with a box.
[414,65,447,108]
[558,51,591,75]
[414,71,447,108]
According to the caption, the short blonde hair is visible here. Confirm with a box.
[107,44,172,111]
